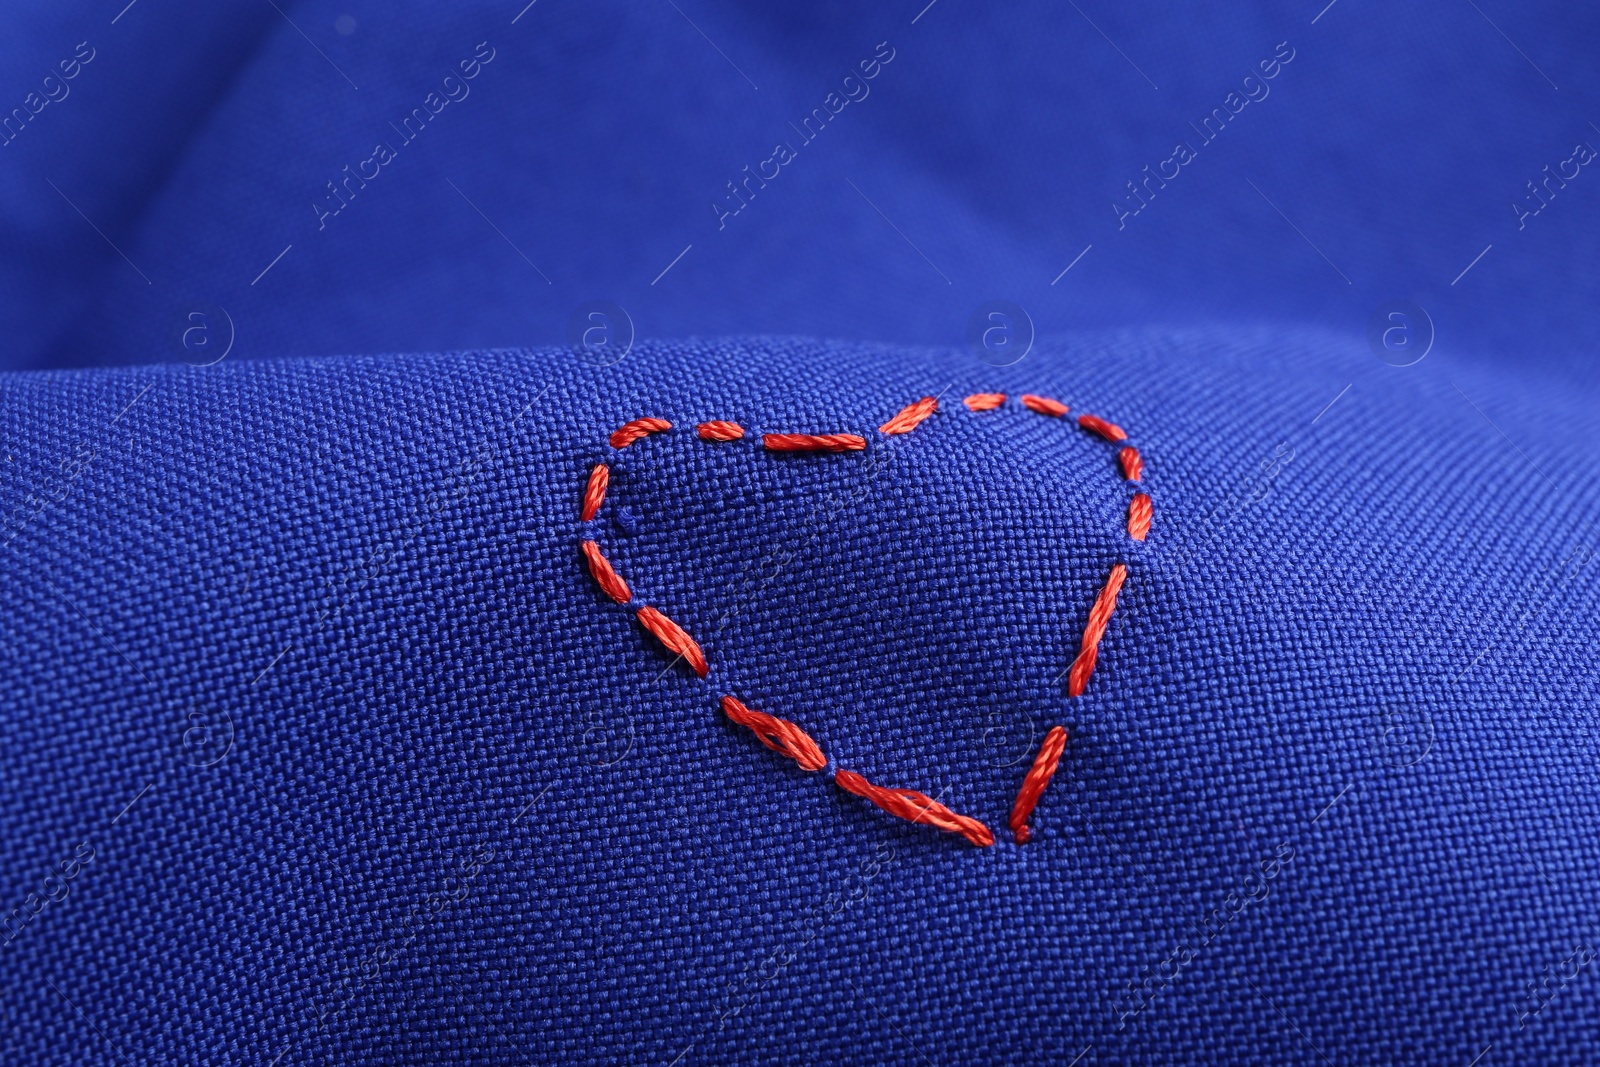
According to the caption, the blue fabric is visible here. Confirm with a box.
[4,2,1600,1065]
[0,0,1596,373]
[6,333,1600,1064]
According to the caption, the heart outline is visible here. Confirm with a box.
[577,393,1149,847]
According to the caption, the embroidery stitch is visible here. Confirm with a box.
[581,464,610,522]
[697,421,745,441]
[1119,445,1144,482]
[721,695,828,772]
[580,392,1149,847]
[610,417,672,449]
[879,396,938,435]
[963,392,1006,411]
[834,769,995,848]
[762,433,867,453]
[1128,493,1152,541]
[1009,725,1069,844]
[1022,393,1069,417]
[1068,563,1128,699]
[1078,413,1128,442]
[636,605,709,678]
[580,539,632,604]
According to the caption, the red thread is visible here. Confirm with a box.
[964,392,1006,412]
[580,540,631,604]
[1067,563,1127,698]
[880,397,938,435]
[610,417,672,449]
[1022,394,1069,418]
[1078,413,1128,443]
[833,769,994,847]
[697,421,745,441]
[1127,493,1152,541]
[1119,446,1143,482]
[636,605,708,677]
[763,433,867,453]
[1009,725,1069,844]
[721,695,827,772]
[581,464,610,521]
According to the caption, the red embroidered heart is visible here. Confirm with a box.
[578,393,1149,846]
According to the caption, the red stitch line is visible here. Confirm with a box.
[1022,394,1069,418]
[1119,446,1143,482]
[879,397,938,435]
[581,464,610,521]
[610,417,672,449]
[580,539,631,604]
[834,769,994,847]
[1067,563,1127,698]
[1127,493,1152,541]
[721,695,827,772]
[763,433,867,453]
[1078,413,1128,443]
[963,392,1006,412]
[697,421,745,441]
[1009,725,1069,844]
[636,605,708,677]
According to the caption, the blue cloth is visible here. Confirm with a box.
[5,333,1600,1064]
[0,0,1595,373]
[3,2,1600,1065]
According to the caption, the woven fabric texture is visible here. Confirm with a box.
[3,331,1598,1064]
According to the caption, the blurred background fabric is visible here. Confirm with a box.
[4,2,1600,1066]
[0,0,1594,373]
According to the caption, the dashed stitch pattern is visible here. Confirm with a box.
[578,393,1149,847]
